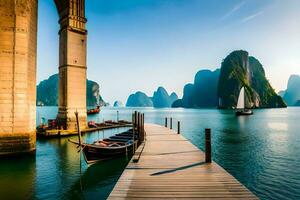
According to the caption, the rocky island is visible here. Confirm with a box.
[36,74,106,106]
[172,69,220,108]
[218,50,286,108]
[152,87,178,108]
[173,50,286,109]
[126,92,153,107]
[282,75,300,106]
[126,87,178,108]
[113,101,124,107]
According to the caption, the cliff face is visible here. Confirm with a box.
[218,50,286,108]
[172,70,220,108]
[152,87,178,108]
[283,75,300,106]
[126,92,153,107]
[37,74,58,106]
[36,74,106,106]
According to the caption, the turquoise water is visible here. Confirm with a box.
[1,106,300,199]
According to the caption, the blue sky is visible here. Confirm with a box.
[37,0,300,104]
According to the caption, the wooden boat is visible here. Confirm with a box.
[235,87,253,116]
[87,105,100,115]
[69,130,137,164]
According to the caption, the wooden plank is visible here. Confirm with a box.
[108,124,257,199]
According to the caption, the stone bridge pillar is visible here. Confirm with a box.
[55,0,87,130]
[0,0,38,155]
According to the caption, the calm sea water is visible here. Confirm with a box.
[1,106,300,200]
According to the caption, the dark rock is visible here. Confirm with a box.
[172,69,220,108]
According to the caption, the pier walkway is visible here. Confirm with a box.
[109,123,257,199]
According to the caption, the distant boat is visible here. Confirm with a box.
[236,87,253,116]
[87,105,100,115]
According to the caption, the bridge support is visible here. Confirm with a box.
[55,0,87,130]
[0,0,38,155]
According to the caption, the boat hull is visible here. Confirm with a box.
[236,110,253,116]
[82,143,133,164]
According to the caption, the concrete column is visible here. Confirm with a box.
[0,0,38,155]
[55,0,87,130]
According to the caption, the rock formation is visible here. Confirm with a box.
[152,87,178,108]
[218,50,286,108]
[126,92,153,107]
[36,74,106,106]
[113,101,124,107]
[282,75,300,106]
[172,69,220,108]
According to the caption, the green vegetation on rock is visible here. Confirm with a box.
[36,74,106,106]
[218,50,286,108]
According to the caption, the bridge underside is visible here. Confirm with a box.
[0,0,87,155]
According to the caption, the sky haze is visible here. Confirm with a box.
[37,0,300,104]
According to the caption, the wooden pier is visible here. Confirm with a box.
[109,123,257,199]
[37,121,132,138]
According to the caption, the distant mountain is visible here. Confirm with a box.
[218,50,286,108]
[113,101,123,107]
[170,92,179,104]
[126,87,178,108]
[36,74,106,106]
[126,92,153,107]
[172,69,220,108]
[282,75,300,106]
[152,87,178,108]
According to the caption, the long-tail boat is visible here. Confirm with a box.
[69,130,137,164]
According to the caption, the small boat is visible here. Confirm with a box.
[69,130,137,164]
[235,87,253,116]
[88,120,97,128]
[87,105,100,115]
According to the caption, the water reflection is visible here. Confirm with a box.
[0,155,36,200]
[65,157,129,200]
[1,107,300,200]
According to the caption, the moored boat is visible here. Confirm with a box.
[69,130,137,164]
[87,105,100,115]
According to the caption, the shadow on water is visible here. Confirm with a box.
[65,157,130,200]
[0,155,36,200]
